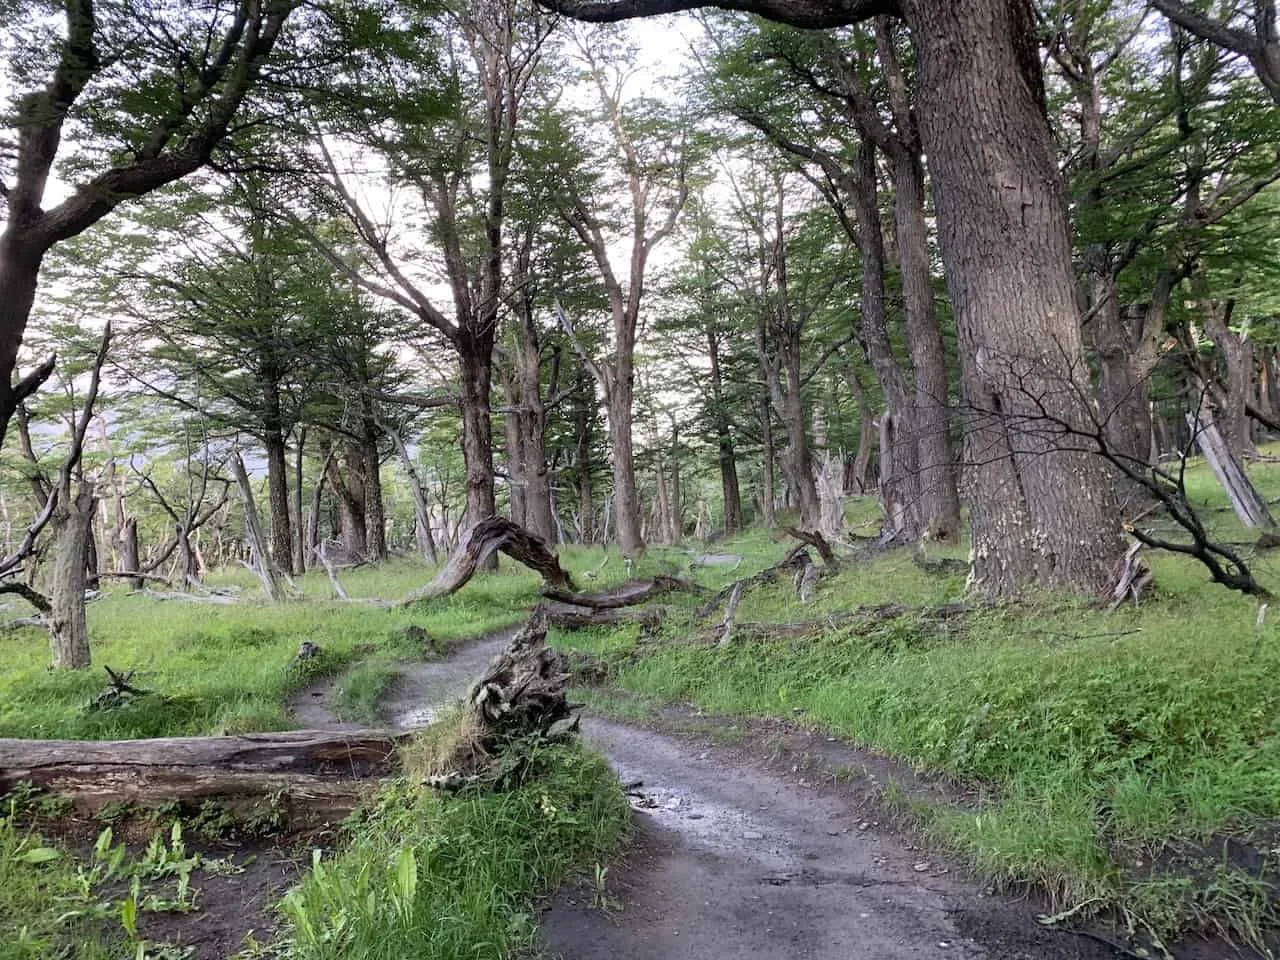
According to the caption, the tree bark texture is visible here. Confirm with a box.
[0,729,406,822]
[459,338,499,541]
[851,144,922,539]
[49,484,95,670]
[904,0,1122,594]
[404,517,574,604]
[707,327,744,533]
[265,429,294,575]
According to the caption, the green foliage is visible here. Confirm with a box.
[552,475,1280,946]
[278,741,629,959]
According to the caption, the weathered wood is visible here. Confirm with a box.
[786,527,839,570]
[541,575,697,610]
[1189,399,1277,529]
[698,547,811,620]
[0,729,409,821]
[403,517,574,605]
[424,614,577,789]
[540,601,661,630]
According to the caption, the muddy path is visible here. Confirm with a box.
[293,632,1129,960]
[537,716,1124,960]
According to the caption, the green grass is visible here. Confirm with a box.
[0,554,640,960]
[550,474,1280,948]
[277,737,630,959]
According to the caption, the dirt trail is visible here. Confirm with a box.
[539,717,1120,960]
[293,632,1124,960]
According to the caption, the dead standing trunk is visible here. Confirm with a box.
[48,483,95,670]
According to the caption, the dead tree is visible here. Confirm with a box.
[232,452,294,602]
[402,517,574,605]
[0,730,408,825]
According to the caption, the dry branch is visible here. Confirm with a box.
[785,527,839,570]
[539,600,662,630]
[403,517,574,605]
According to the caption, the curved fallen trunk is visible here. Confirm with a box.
[0,729,409,825]
[403,517,575,606]
[541,574,698,609]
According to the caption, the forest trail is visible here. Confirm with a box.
[295,632,1122,960]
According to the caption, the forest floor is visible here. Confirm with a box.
[3,452,1280,957]
[295,628,1123,959]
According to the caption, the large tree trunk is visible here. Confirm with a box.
[508,319,556,543]
[459,339,497,527]
[119,517,143,591]
[851,143,922,540]
[1201,298,1255,461]
[904,0,1122,594]
[293,429,307,573]
[361,421,388,561]
[264,428,294,576]
[1091,278,1156,476]
[759,395,777,527]
[890,147,961,541]
[0,236,44,450]
[328,449,368,560]
[49,483,95,670]
[573,363,595,543]
[707,328,743,533]
[845,364,875,495]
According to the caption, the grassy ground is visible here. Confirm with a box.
[0,551,634,959]
[550,459,1280,950]
[5,451,1280,954]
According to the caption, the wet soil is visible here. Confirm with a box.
[286,632,1264,960]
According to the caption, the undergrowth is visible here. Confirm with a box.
[275,737,629,959]
[552,499,1280,950]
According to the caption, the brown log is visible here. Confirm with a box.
[785,527,839,570]
[541,574,697,609]
[403,517,575,606]
[0,729,409,824]
[540,601,661,630]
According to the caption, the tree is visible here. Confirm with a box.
[0,0,299,448]
[545,32,697,556]
[545,0,1124,595]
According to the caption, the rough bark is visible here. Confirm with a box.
[905,0,1122,594]
[0,729,406,822]
[850,142,922,540]
[759,395,778,526]
[707,326,743,533]
[48,484,95,670]
[403,517,574,604]
[119,517,142,591]
[607,383,645,555]
[264,428,294,575]
[573,361,596,543]
[360,422,388,561]
[542,0,1125,596]
[459,340,499,544]
[293,428,307,573]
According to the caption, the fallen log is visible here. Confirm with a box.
[541,574,698,609]
[403,517,575,606]
[540,600,662,630]
[698,546,811,620]
[0,730,410,825]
